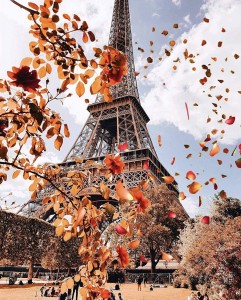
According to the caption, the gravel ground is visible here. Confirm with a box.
[0,283,192,300]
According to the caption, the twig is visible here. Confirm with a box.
[10,0,39,15]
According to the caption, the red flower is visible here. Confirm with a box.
[130,188,151,213]
[104,154,125,175]
[7,66,40,92]
[100,47,128,84]
[116,245,129,268]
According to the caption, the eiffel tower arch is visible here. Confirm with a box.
[19,0,186,220]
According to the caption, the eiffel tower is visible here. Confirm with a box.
[19,0,184,220]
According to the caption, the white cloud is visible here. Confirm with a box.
[172,0,181,7]
[183,14,191,24]
[142,0,241,145]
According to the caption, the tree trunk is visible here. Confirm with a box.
[27,261,34,284]
[150,249,156,274]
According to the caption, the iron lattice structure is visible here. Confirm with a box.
[19,0,186,220]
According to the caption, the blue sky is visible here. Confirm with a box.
[0,0,241,216]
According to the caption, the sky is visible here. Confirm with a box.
[0,0,241,217]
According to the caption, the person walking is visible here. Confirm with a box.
[137,275,143,291]
[143,274,147,287]
[117,292,124,300]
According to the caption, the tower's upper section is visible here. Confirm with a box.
[96,0,140,102]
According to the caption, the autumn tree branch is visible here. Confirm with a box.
[10,0,39,15]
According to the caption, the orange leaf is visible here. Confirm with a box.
[162,176,174,184]
[73,207,86,228]
[54,135,63,150]
[82,31,88,43]
[129,240,140,250]
[209,143,220,156]
[20,57,32,67]
[90,77,102,94]
[162,252,173,261]
[76,81,85,97]
[188,181,202,194]
[28,2,39,10]
[12,170,21,179]
[186,171,196,180]
[116,180,133,201]
[64,124,70,137]
[179,192,186,200]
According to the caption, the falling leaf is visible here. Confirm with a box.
[200,77,207,85]
[186,171,196,180]
[129,240,140,250]
[218,41,222,47]
[169,40,176,47]
[179,192,186,201]
[201,216,210,224]
[167,211,176,219]
[201,40,207,46]
[188,182,202,194]
[219,190,227,200]
[198,196,202,207]
[162,252,173,261]
[173,23,178,29]
[157,134,162,147]
[171,157,175,165]
[143,160,150,170]
[115,224,128,235]
[185,102,190,120]
[162,176,175,184]
[118,142,128,152]
[217,159,223,165]
[234,54,239,59]
[209,143,220,157]
[203,17,209,23]
[116,180,133,201]
[162,30,168,36]
[235,158,241,168]
[147,57,153,63]
[225,116,235,125]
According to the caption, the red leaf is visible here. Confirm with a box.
[167,211,176,219]
[115,224,128,235]
[225,116,235,125]
[118,142,128,152]
[185,102,190,120]
[171,157,175,165]
[235,158,241,168]
[201,216,210,224]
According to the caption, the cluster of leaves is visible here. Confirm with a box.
[0,210,79,281]
[176,197,241,299]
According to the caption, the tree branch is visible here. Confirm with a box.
[10,0,39,15]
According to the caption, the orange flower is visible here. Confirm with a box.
[100,47,128,84]
[130,188,151,213]
[116,245,129,268]
[104,154,125,175]
[7,66,40,92]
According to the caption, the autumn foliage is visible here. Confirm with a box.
[176,197,241,299]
